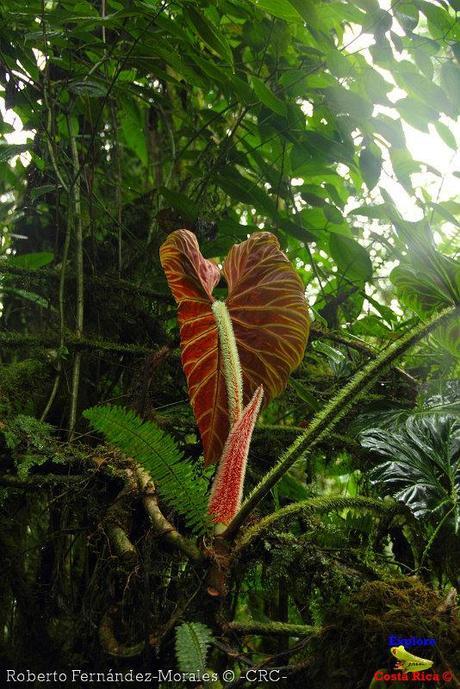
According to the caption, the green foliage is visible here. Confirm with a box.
[3,415,54,478]
[83,405,210,535]
[364,415,460,532]
[0,360,50,417]
[0,0,459,678]
[175,622,214,675]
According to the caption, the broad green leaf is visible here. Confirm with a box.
[68,78,107,97]
[440,62,460,109]
[430,202,460,228]
[30,184,55,201]
[248,0,301,21]
[286,0,318,24]
[324,86,373,120]
[394,3,419,33]
[251,76,287,117]
[216,168,277,216]
[160,189,199,223]
[359,145,382,191]
[290,378,320,411]
[419,1,453,36]
[397,68,454,117]
[329,234,372,284]
[372,115,405,148]
[391,254,459,318]
[184,7,233,66]
[1,287,50,308]
[390,148,420,192]
[348,204,388,220]
[0,143,30,162]
[9,252,54,269]
[120,100,147,166]
[434,121,457,151]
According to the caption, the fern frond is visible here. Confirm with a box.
[175,622,214,674]
[83,405,210,535]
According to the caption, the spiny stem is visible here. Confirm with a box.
[224,306,458,540]
[212,300,243,425]
[235,496,408,555]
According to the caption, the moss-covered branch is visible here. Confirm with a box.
[0,473,83,488]
[0,331,152,355]
[224,306,458,539]
[224,620,319,636]
[0,262,170,301]
[135,466,203,562]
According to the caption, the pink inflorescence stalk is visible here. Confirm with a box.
[208,385,263,527]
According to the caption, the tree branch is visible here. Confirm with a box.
[134,465,203,562]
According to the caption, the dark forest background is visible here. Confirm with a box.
[0,0,459,687]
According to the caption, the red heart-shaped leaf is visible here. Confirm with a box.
[160,230,227,465]
[224,232,310,405]
[160,230,309,466]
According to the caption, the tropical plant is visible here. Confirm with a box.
[364,415,460,531]
[160,229,309,528]
[0,0,459,684]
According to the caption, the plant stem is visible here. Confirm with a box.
[234,496,407,555]
[69,132,84,440]
[212,300,243,425]
[41,204,72,421]
[224,306,458,540]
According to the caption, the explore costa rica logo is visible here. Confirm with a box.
[370,636,455,686]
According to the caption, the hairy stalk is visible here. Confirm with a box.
[224,306,458,539]
[212,300,243,425]
[235,496,407,555]
[224,621,319,636]
[69,132,84,439]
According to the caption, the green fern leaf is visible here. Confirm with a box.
[175,622,214,674]
[83,405,210,534]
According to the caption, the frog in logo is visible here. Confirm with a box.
[391,645,433,672]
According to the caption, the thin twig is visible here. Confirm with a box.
[69,131,84,440]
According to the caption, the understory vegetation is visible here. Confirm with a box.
[0,0,459,687]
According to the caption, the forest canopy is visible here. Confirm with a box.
[0,0,459,687]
